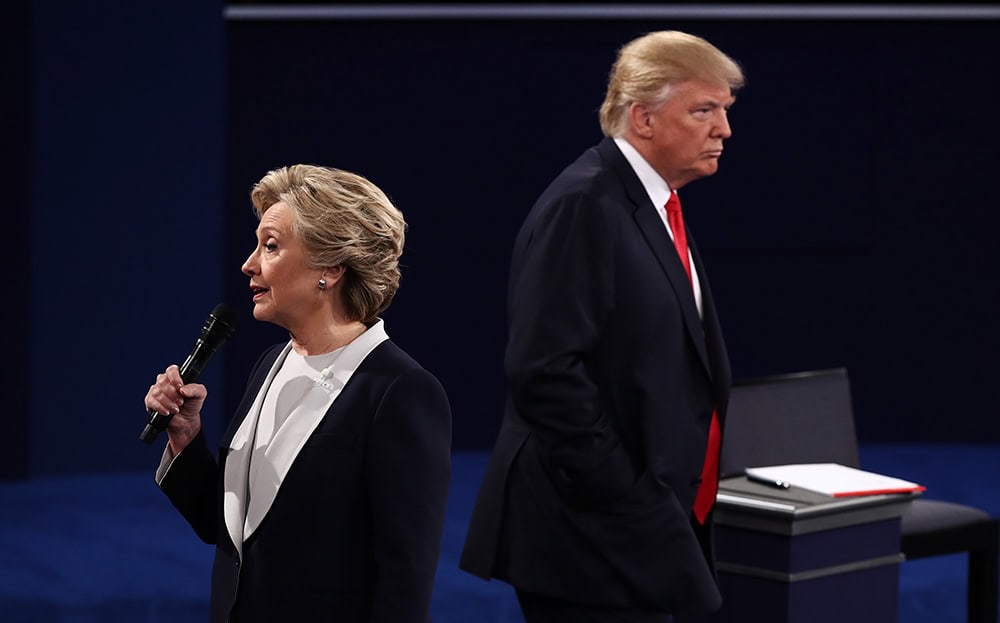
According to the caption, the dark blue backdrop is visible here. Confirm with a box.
[4,0,30,480]
[9,2,1000,479]
[222,15,1000,452]
[14,0,226,478]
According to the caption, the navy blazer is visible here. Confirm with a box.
[160,338,452,623]
[460,138,731,615]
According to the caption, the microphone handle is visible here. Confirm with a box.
[139,340,208,445]
[139,412,172,445]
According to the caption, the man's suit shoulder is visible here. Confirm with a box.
[527,141,638,227]
[539,143,624,201]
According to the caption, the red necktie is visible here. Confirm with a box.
[665,191,721,525]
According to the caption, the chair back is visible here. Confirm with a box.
[720,367,861,477]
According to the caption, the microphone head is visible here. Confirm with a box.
[210,303,239,329]
[142,302,240,443]
[201,303,239,345]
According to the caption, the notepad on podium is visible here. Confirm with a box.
[745,463,926,497]
[713,463,922,622]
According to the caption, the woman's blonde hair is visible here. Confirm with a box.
[250,164,406,323]
[599,30,745,138]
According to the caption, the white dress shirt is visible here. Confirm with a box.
[613,136,704,317]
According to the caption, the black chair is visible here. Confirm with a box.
[720,367,999,623]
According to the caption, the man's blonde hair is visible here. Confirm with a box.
[599,30,745,138]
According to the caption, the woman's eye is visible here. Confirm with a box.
[264,242,278,252]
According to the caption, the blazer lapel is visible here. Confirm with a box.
[236,321,390,543]
[222,342,293,558]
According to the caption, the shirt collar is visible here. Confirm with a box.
[613,136,674,210]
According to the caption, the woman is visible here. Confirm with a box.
[144,164,452,623]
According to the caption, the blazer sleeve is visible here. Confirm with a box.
[365,366,452,623]
[158,429,220,544]
[505,190,637,508]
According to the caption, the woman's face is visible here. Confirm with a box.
[241,202,324,330]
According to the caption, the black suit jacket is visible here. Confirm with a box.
[460,138,731,615]
[160,338,452,623]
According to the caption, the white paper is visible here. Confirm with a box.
[745,463,925,497]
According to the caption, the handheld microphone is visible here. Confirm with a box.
[140,303,238,444]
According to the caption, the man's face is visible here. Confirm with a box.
[644,80,735,189]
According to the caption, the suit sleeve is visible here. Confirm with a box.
[366,367,452,623]
[505,192,637,508]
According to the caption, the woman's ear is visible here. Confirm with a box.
[320,265,347,288]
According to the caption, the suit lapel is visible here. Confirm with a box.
[597,139,713,376]
[633,205,712,374]
[689,236,732,409]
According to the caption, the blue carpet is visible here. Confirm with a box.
[1,445,997,622]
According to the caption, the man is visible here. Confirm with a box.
[460,31,744,622]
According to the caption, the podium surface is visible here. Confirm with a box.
[711,476,918,623]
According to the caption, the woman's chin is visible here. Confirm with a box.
[250,304,270,322]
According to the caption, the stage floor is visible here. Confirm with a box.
[2,445,998,622]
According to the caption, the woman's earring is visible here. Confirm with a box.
[317,278,327,290]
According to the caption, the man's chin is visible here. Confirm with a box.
[695,162,720,179]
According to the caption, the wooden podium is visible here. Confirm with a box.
[709,477,919,623]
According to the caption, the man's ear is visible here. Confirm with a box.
[628,103,655,139]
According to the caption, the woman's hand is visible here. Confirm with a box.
[144,364,206,455]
